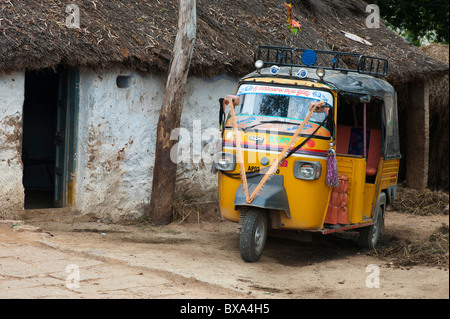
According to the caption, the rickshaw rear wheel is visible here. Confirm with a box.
[239,209,268,262]
[359,193,386,249]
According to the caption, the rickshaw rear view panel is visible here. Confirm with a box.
[215,46,401,262]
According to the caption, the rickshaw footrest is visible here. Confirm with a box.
[322,222,374,235]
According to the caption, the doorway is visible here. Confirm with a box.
[22,67,79,209]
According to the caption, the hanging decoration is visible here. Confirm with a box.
[325,146,339,188]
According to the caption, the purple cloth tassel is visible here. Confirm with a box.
[326,148,339,188]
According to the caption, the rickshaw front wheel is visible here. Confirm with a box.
[239,209,268,262]
[359,193,386,249]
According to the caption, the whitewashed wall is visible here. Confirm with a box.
[75,68,238,221]
[0,72,25,219]
[0,68,238,221]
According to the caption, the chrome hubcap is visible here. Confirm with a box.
[371,207,382,245]
[254,220,265,253]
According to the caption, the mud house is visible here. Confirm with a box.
[0,0,447,221]
[420,44,449,191]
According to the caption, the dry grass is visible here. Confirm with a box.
[393,187,449,215]
[421,44,449,65]
[172,195,221,224]
[172,196,200,224]
[373,186,449,269]
[376,223,449,269]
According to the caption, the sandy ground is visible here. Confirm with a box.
[0,208,448,299]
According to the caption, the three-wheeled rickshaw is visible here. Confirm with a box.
[215,46,401,262]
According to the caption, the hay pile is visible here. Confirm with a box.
[421,44,449,67]
[377,224,449,269]
[393,186,449,215]
[377,186,449,269]
[171,195,221,224]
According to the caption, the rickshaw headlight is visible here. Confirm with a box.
[300,165,315,178]
[316,68,325,80]
[255,59,264,70]
[214,152,236,172]
[294,161,322,180]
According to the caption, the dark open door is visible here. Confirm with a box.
[22,67,79,209]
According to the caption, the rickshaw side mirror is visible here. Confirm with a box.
[219,98,225,126]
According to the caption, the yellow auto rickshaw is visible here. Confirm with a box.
[215,46,401,262]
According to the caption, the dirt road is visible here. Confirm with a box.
[0,208,448,299]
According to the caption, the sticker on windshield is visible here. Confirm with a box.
[237,84,333,106]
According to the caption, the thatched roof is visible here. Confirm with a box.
[421,44,449,65]
[0,0,448,84]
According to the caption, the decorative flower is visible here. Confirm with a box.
[291,19,301,29]
[289,19,302,35]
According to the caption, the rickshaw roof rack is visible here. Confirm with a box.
[254,45,388,77]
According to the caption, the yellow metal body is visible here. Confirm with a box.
[336,156,400,224]
[219,133,331,230]
[218,77,399,232]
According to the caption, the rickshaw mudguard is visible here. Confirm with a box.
[234,174,291,218]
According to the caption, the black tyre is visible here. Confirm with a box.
[239,209,268,262]
[359,193,386,249]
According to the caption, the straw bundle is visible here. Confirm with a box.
[376,223,449,269]
[393,186,449,215]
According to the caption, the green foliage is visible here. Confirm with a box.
[290,26,300,36]
[372,0,449,45]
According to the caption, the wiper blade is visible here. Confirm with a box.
[243,120,301,131]
[260,120,301,125]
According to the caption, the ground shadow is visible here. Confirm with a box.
[263,230,366,267]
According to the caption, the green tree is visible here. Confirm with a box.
[372,0,449,45]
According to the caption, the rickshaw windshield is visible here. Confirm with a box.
[236,84,334,126]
